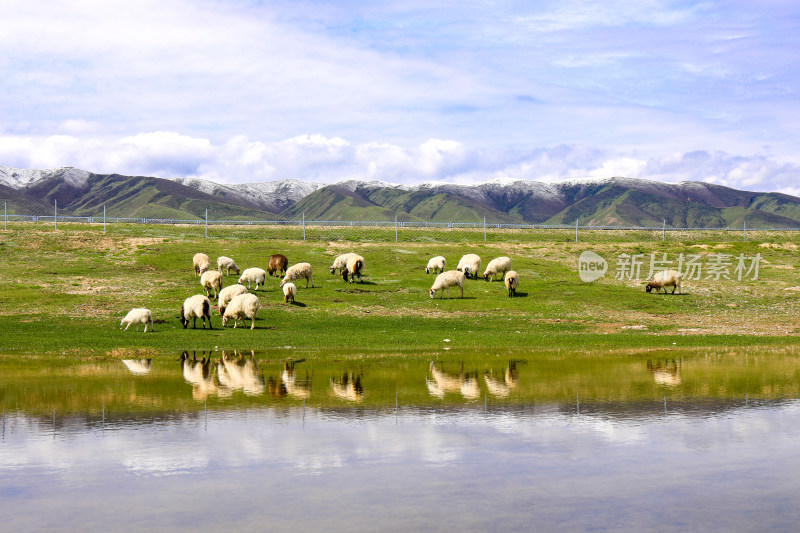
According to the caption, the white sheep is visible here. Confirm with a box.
[425,256,446,274]
[238,267,267,290]
[504,270,519,297]
[646,269,682,294]
[280,262,314,288]
[330,253,356,274]
[429,270,466,299]
[221,293,261,330]
[218,284,248,315]
[217,256,240,275]
[193,253,211,276]
[484,256,511,281]
[283,282,296,303]
[120,308,153,332]
[200,270,224,300]
[180,294,213,329]
[456,253,481,279]
[342,254,365,283]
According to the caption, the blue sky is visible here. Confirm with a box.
[1,0,798,193]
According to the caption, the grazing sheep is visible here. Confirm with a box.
[280,262,314,288]
[483,256,512,281]
[193,253,211,276]
[330,253,357,274]
[456,253,481,279]
[218,284,248,315]
[429,270,466,299]
[342,254,365,283]
[646,269,682,294]
[283,282,296,303]
[120,308,153,332]
[425,256,446,275]
[217,256,240,276]
[180,294,213,329]
[504,270,519,297]
[200,270,224,300]
[221,293,260,329]
[268,254,289,277]
[238,267,267,290]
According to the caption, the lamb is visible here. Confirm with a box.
[429,270,466,299]
[268,254,289,277]
[120,308,153,332]
[193,253,211,276]
[425,255,446,274]
[330,253,357,274]
[200,270,224,300]
[280,262,314,288]
[283,282,296,303]
[456,253,481,279]
[645,269,682,294]
[180,294,213,329]
[504,270,519,297]
[484,256,511,281]
[218,284,248,315]
[238,267,267,290]
[221,293,261,330]
[217,256,240,276]
[342,254,365,283]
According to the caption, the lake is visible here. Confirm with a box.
[2,348,800,532]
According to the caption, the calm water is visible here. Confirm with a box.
[2,349,800,532]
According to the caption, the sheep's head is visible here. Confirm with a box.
[218,306,226,316]
[483,272,489,281]
[330,266,336,274]
[221,315,230,327]
[645,283,653,293]
[429,288,436,299]
[234,267,240,275]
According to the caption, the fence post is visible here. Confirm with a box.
[743,219,747,242]
[3,201,6,231]
[662,219,666,241]
[205,208,208,239]
[395,214,398,243]
[55,200,58,230]
[575,219,578,243]
[484,216,487,242]
[302,213,306,241]
[103,205,106,234]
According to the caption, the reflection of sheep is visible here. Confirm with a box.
[221,293,260,329]
[425,256,446,275]
[180,351,230,400]
[456,254,481,279]
[330,253,356,274]
[201,270,224,300]
[280,262,314,288]
[429,270,466,299]
[483,256,511,281]
[218,284,248,315]
[122,359,152,375]
[647,360,682,386]
[484,362,519,398]
[193,253,211,276]
[268,254,289,277]
[426,362,480,400]
[120,308,153,332]
[330,372,364,402]
[283,282,296,303]
[238,267,267,291]
[217,256,240,275]
[504,270,519,297]
[180,294,213,329]
[277,362,312,399]
[217,351,265,396]
[646,270,682,294]
[342,255,365,283]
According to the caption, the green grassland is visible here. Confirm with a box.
[0,223,799,357]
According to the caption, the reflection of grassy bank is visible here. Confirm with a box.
[2,348,800,414]
[0,227,799,354]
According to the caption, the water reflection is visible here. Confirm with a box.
[121,358,152,376]
[427,362,481,400]
[648,359,682,386]
[329,372,364,402]
[180,350,228,400]
[268,360,313,399]
[217,350,265,396]
[483,360,519,398]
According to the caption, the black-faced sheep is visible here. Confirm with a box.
[429,270,466,299]
[120,308,153,332]
[425,256,446,274]
[646,270,682,294]
[280,262,314,288]
[456,253,481,279]
[504,270,519,297]
[180,294,213,329]
[484,256,511,281]
[268,254,289,277]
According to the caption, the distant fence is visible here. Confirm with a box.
[2,205,800,243]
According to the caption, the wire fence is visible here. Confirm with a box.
[2,201,800,243]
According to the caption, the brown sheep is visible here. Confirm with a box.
[268,254,288,277]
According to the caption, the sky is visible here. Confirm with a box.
[1,0,799,193]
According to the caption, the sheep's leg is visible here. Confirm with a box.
[458,284,463,298]
[250,317,255,330]
[124,322,130,331]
